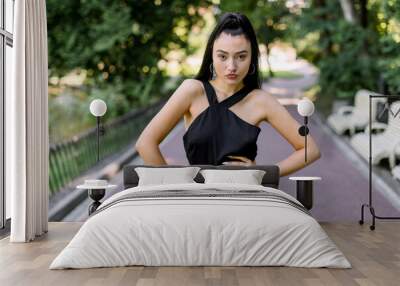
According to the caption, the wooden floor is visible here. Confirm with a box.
[0,222,399,286]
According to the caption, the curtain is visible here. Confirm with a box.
[7,0,49,242]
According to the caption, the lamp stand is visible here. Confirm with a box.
[298,116,309,163]
[96,116,100,162]
[359,94,400,230]
[304,116,308,162]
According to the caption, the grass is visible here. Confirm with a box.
[261,69,303,80]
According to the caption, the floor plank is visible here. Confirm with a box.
[0,222,399,286]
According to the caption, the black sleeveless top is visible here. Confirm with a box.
[183,80,261,165]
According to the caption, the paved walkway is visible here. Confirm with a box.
[64,60,400,223]
[262,59,319,99]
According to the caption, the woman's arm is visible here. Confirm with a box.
[262,92,321,177]
[135,79,199,165]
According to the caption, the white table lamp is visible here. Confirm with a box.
[89,99,107,162]
[297,98,315,162]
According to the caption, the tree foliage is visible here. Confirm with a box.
[220,0,400,100]
[292,0,400,98]
[47,0,209,104]
[373,0,400,94]
[47,0,400,108]
[292,1,379,99]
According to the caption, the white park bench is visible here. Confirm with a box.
[327,90,386,135]
[391,165,400,181]
[350,101,400,169]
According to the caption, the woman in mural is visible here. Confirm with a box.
[135,12,320,176]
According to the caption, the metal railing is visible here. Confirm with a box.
[49,100,163,194]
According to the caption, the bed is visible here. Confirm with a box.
[50,164,351,269]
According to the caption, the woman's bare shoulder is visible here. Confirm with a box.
[249,88,284,122]
[180,78,204,95]
[251,88,279,106]
[183,78,204,86]
[169,78,203,105]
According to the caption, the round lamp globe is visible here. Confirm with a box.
[90,99,107,117]
[297,98,315,117]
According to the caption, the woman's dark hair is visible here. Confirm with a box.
[195,12,261,89]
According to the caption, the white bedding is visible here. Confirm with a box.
[50,183,351,269]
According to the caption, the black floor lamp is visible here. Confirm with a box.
[359,94,400,230]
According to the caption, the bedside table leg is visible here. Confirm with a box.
[88,201,102,216]
[88,189,105,216]
[296,181,313,210]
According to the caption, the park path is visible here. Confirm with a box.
[160,60,400,222]
[64,59,400,223]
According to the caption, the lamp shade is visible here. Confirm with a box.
[297,98,315,117]
[89,99,107,117]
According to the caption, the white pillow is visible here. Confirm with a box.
[200,169,266,185]
[135,167,201,186]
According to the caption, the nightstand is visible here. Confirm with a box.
[289,176,321,210]
[77,180,117,215]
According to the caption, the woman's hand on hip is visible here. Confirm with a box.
[222,155,256,166]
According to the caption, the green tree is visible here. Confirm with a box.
[47,0,210,106]
[373,0,400,94]
[292,0,381,101]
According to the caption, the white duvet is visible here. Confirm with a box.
[50,183,351,269]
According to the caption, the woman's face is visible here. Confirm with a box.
[212,32,252,85]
